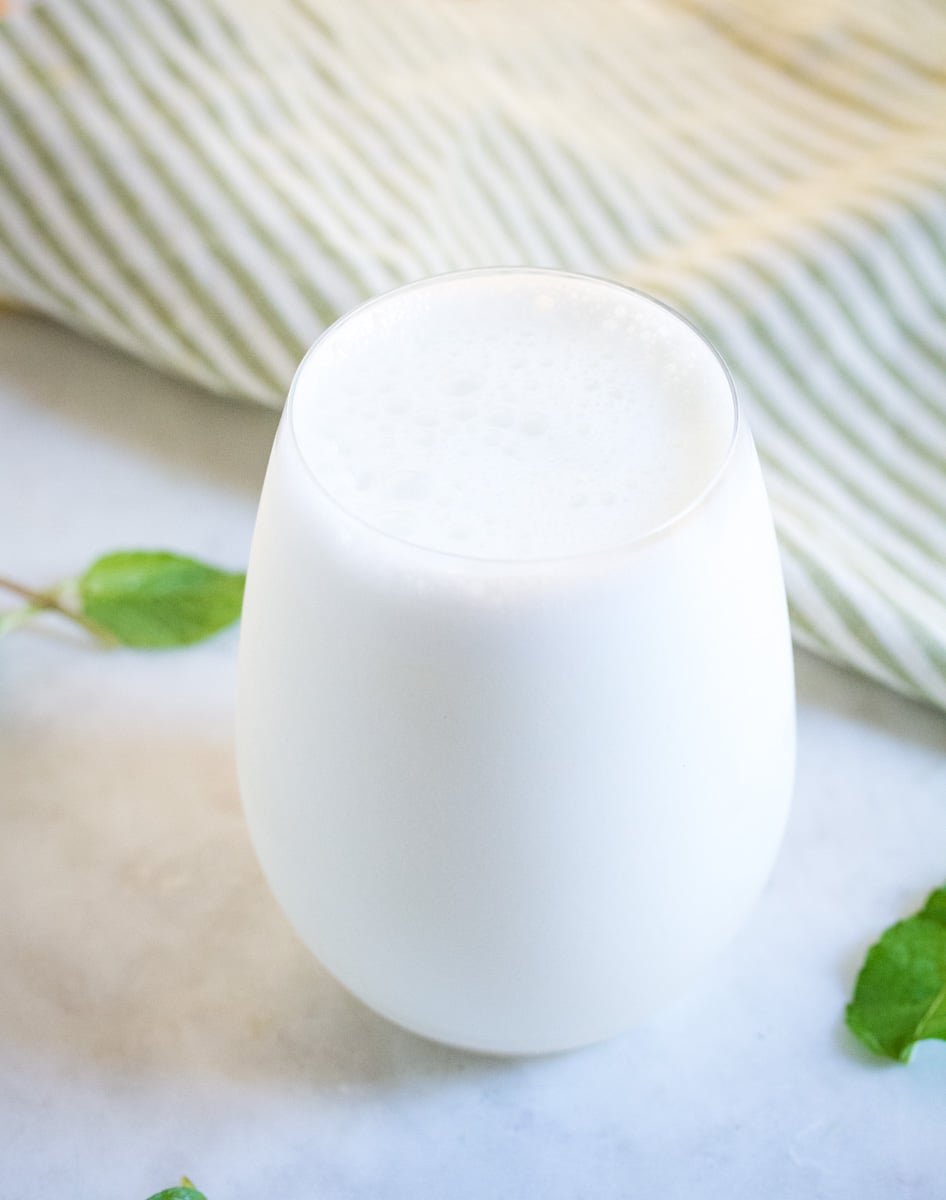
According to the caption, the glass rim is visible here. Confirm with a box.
[286,266,741,566]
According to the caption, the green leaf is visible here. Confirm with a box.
[846,884,946,1062]
[77,551,244,649]
[146,1190,206,1200]
[146,1177,206,1200]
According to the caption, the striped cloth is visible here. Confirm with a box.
[2,0,946,708]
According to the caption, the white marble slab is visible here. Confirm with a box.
[2,313,944,1199]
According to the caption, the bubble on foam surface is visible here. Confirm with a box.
[292,273,734,559]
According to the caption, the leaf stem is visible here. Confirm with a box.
[0,603,44,636]
[0,575,45,605]
[0,573,116,643]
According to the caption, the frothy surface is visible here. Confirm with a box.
[291,272,734,559]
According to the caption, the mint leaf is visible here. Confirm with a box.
[146,1178,206,1200]
[146,1190,206,1200]
[77,551,244,648]
[846,884,946,1062]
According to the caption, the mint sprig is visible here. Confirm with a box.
[0,551,244,648]
[846,884,946,1062]
[146,1180,206,1200]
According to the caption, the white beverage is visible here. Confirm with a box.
[237,269,795,1054]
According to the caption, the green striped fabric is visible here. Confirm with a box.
[2,0,945,707]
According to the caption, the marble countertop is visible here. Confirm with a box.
[2,312,945,1199]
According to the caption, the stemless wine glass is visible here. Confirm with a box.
[236,268,795,1055]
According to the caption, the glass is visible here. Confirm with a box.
[236,268,795,1054]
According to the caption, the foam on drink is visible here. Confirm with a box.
[291,272,735,559]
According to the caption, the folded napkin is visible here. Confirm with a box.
[2,0,945,707]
